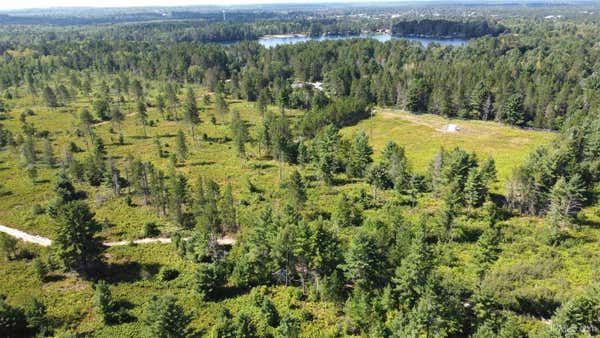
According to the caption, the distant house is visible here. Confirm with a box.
[291,80,324,91]
[447,124,459,132]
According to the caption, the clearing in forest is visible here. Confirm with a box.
[342,108,557,187]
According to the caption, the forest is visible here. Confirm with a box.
[0,2,599,338]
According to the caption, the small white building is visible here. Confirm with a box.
[447,124,459,133]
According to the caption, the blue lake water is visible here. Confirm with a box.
[257,34,468,48]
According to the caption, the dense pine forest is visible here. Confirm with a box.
[0,2,599,338]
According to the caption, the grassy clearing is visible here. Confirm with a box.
[342,109,557,190]
[0,87,301,239]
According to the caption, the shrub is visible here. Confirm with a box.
[143,222,161,238]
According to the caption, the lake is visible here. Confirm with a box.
[257,33,468,48]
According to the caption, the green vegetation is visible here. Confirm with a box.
[0,3,599,338]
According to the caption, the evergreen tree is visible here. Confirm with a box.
[479,157,497,186]
[0,233,17,261]
[215,92,228,122]
[392,222,432,308]
[314,125,340,185]
[346,131,373,178]
[464,167,487,210]
[219,182,236,233]
[473,224,501,280]
[175,129,188,163]
[95,280,116,324]
[235,312,257,338]
[331,193,362,227]
[137,100,148,137]
[286,170,306,207]
[341,230,386,289]
[547,174,586,229]
[182,86,199,140]
[196,263,221,301]
[80,108,95,145]
[230,110,249,158]
[53,201,104,273]
[32,258,48,282]
[42,137,54,167]
[110,105,125,131]
[170,174,188,226]
[143,295,190,338]
[502,94,525,126]
[154,137,163,158]
[54,172,77,204]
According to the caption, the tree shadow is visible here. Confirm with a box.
[158,133,176,139]
[211,285,248,302]
[96,262,161,283]
[188,161,216,167]
[44,273,66,283]
[250,162,275,170]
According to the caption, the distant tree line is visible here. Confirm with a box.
[392,19,506,38]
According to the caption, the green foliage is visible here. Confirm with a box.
[341,230,386,289]
[331,193,362,227]
[0,295,28,337]
[196,263,222,301]
[0,233,17,261]
[94,280,117,324]
[143,295,190,338]
[346,131,373,178]
[53,201,104,272]
[313,125,341,185]
[550,283,600,338]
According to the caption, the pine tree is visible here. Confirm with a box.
[170,174,188,226]
[0,233,17,261]
[314,125,340,185]
[346,131,373,178]
[331,193,362,227]
[464,167,487,210]
[502,94,525,126]
[143,295,190,338]
[479,157,497,186]
[547,175,586,229]
[286,170,306,207]
[392,222,432,308]
[230,110,249,159]
[219,182,236,233]
[80,108,95,146]
[43,137,54,167]
[196,263,220,301]
[215,92,228,122]
[137,100,148,137]
[182,86,199,141]
[341,230,386,289]
[473,224,501,280]
[154,137,163,158]
[175,129,188,163]
[110,105,125,131]
[95,280,116,324]
[53,201,103,273]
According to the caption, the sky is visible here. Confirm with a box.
[1,0,395,11]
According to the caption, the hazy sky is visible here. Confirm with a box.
[1,0,392,10]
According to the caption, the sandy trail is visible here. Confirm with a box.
[0,223,235,247]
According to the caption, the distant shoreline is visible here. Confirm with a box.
[259,33,307,39]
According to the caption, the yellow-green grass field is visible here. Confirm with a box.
[0,88,302,239]
[342,109,557,190]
